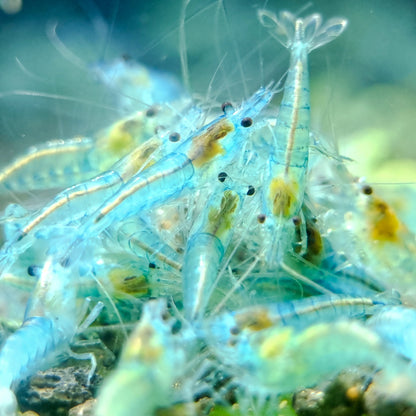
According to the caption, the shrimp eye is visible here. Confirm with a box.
[169,132,181,142]
[247,185,255,196]
[362,184,373,195]
[230,326,240,335]
[221,102,234,114]
[146,107,157,117]
[218,172,228,182]
[149,262,156,269]
[27,265,41,277]
[241,117,253,128]
[292,216,301,226]
[257,214,266,224]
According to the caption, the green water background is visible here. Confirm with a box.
[0,0,415,182]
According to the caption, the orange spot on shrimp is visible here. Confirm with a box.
[109,268,149,297]
[235,308,273,331]
[269,176,299,218]
[367,196,401,243]
[188,118,235,167]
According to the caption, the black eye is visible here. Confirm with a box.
[241,117,253,128]
[149,262,156,269]
[230,326,240,335]
[362,184,373,195]
[292,216,301,226]
[221,102,234,114]
[257,214,266,224]
[218,172,228,182]
[146,107,157,117]
[27,265,41,277]
[169,132,181,142]
[247,185,255,196]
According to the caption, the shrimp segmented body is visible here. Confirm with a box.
[0,137,94,195]
[0,255,102,415]
[256,10,347,265]
[183,189,240,321]
[61,86,274,258]
[0,96,193,197]
[95,299,191,416]
[207,319,413,396]
[2,6,416,414]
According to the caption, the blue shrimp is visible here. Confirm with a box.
[312,159,416,303]
[256,10,347,266]
[0,100,191,196]
[95,299,193,416]
[0,138,163,278]
[203,295,411,399]
[0,137,94,195]
[183,188,240,321]
[205,294,391,345]
[0,97,203,252]
[61,85,274,261]
[206,319,413,398]
[0,255,102,415]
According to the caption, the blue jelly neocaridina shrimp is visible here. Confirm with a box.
[59,85,274,265]
[311,158,416,303]
[0,104,202,276]
[95,299,193,416]
[0,74,192,197]
[182,188,240,321]
[203,295,415,400]
[0,253,103,416]
[254,10,347,267]
[2,3,416,414]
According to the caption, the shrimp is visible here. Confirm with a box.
[0,99,192,196]
[60,85,274,265]
[0,137,94,195]
[205,294,391,345]
[95,299,192,416]
[256,10,347,266]
[0,254,102,415]
[314,160,416,303]
[183,188,240,321]
[206,319,414,398]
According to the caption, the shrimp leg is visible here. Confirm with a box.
[0,256,102,415]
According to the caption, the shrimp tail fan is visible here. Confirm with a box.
[258,9,348,52]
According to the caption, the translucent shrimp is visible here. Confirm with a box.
[256,10,347,266]
[314,161,416,303]
[206,319,413,398]
[205,294,391,344]
[0,255,102,415]
[95,299,192,416]
[0,139,163,278]
[0,99,203,254]
[0,137,94,195]
[0,100,191,196]
[62,85,274,259]
[183,188,240,321]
